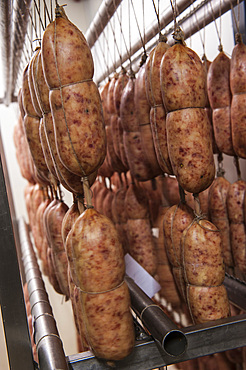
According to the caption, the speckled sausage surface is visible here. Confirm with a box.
[120,77,139,132]
[163,203,194,268]
[230,40,246,158]
[46,200,70,299]
[161,43,207,112]
[50,81,106,177]
[166,107,215,193]
[127,218,157,276]
[41,12,94,89]
[150,105,173,175]
[207,51,234,156]
[125,182,149,219]
[187,285,230,324]
[208,176,233,267]
[66,208,135,360]
[182,219,225,286]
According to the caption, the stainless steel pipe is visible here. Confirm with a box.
[125,276,187,357]
[18,218,69,370]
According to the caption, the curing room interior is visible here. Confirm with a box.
[0,0,246,369]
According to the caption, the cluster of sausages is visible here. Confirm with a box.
[13,3,246,365]
[14,3,136,362]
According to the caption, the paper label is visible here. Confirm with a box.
[124,253,161,298]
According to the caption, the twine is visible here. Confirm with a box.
[139,122,151,127]
[78,279,124,295]
[33,49,50,116]
[50,78,93,91]
[27,113,39,120]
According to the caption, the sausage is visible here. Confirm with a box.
[44,112,97,194]
[163,203,194,302]
[207,51,234,156]
[145,38,173,175]
[227,180,246,275]
[108,74,123,164]
[42,5,106,178]
[102,188,115,221]
[68,269,90,352]
[49,82,106,176]
[123,130,155,181]
[125,182,149,219]
[166,108,215,193]
[46,199,70,299]
[182,219,230,324]
[208,176,233,268]
[139,178,162,227]
[203,57,219,154]
[42,198,64,294]
[113,71,129,169]
[125,181,157,276]
[100,80,110,126]
[35,194,52,275]
[187,285,230,324]
[230,36,246,158]
[14,114,35,184]
[149,106,173,175]
[39,119,59,183]
[120,76,139,132]
[61,201,80,245]
[66,208,135,360]
[155,206,182,308]
[161,41,215,194]
[126,218,157,276]
[22,64,50,184]
[120,73,155,180]
[112,185,129,254]
[106,74,127,173]
[134,62,161,176]
[160,175,180,206]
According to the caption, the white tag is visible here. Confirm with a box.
[124,253,161,298]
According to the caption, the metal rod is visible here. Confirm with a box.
[125,276,187,356]
[85,0,123,48]
[0,0,12,105]
[224,273,246,311]
[18,218,69,370]
[11,0,32,102]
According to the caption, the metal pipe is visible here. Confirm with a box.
[0,0,12,105]
[85,0,123,48]
[224,273,246,311]
[18,218,69,370]
[11,0,32,102]
[125,276,187,357]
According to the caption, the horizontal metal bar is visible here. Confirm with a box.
[68,338,167,370]
[182,314,246,362]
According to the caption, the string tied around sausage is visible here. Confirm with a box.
[77,279,125,295]
[50,78,93,91]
